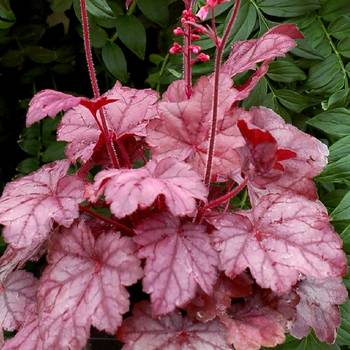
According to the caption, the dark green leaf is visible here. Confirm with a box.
[42,142,66,162]
[306,54,345,94]
[321,90,349,111]
[86,0,115,19]
[317,154,350,183]
[242,78,268,109]
[90,22,109,48]
[329,135,350,163]
[13,24,45,44]
[102,42,128,81]
[0,0,15,29]
[336,300,350,346]
[307,108,350,137]
[341,228,350,255]
[226,0,257,42]
[320,0,350,22]
[331,191,350,221]
[338,38,350,58]
[328,15,350,41]
[275,89,318,113]
[116,15,146,59]
[51,0,72,12]
[0,49,25,67]
[256,0,320,18]
[292,16,331,59]
[137,0,169,27]
[16,158,40,175]
[18,136,41,156]
[268,60,306,83]
[24,46,57,64]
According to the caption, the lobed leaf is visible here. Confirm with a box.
[26,90,81,127]
[58,82,158,163]
[134,213,218,315]
[223,294,286,350]
[0,160,85,249]
[92,157,207,218]
[222,24,303,77]
[2,305,43,350]
[212,193,347,294]
[147,75,245,180]
[38,221,143,349]
[0,271,37,331]
[291,277,348,343]
[117,301,231,350]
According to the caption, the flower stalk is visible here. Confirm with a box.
[79,0,120,168]
[204,0,241,185]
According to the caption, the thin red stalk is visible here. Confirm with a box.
[184,23,193,98]
[80,0,99,98]
[116,139,132,168]
[203,0,241,186]
[97,109,120,168]
[79,0,120,168]
[79,204,134,236]
[203,177,248,211]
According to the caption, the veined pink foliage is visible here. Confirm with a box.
[291,277,348,343]
[1,1,348,349]
[0,271,37,331]
[147,75,245,180]
[91,157,208,218]
[134,213,218,315]
[2,304,43,350]
[26,90,81,127]
[117,301,231,350]
[222,293,286,350]
[37,221,142,349]
[0,160,85,249]
[211,193,347,293]
[236,107,328,202]
[58,82,158,163]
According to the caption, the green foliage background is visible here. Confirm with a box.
[1,0,350,348]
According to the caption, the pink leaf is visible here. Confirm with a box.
[222,24,303,77]
[26,90,81,127]
[2,305,43,350]
[58,82,158,163]
[0,160,85,248]
[237,107,328,201]
[38,221,142,349]
[223,294,285,350]
[0,243,44,282]
[291,277,348,343]
[0,271,37,331]
[186,273,253,322]
[212,193,347,294]
[147,75,245,180]
[237,119,296,174]
[92,157,208,218]
[117,301,231,350]
[134,213,218,315]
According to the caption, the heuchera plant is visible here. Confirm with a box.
[0,1,348,349]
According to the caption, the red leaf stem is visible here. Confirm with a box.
[204,0,241,186]
[79,204,135,236]
[79,0,120,168]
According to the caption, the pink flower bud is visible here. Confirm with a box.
[191,34,201,41]
[191,45,201,54]
[173,27,184,36]
[169,42,183,55]
[197,53,210,62]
